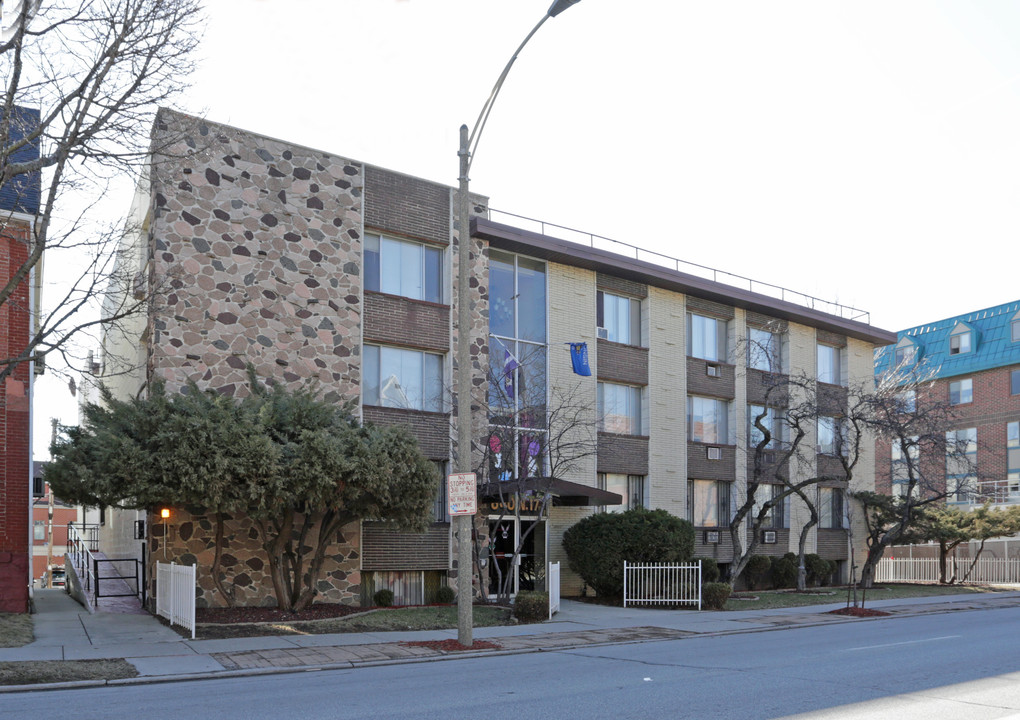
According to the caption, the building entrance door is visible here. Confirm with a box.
[487,517,546,598]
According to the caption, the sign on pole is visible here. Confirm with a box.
[448,472,477,516]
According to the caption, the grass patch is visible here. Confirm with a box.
[724,583,998,611]
[0,659,137,686]
[195,604,515,639]
[0,614,33,648]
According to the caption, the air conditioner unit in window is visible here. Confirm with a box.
[707,446,722,460]
[762,530,777,544]
[704,530,720,544]
[762,452,776,464]
[597,327,609,340]
[706,364,721,377]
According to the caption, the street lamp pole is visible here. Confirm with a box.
[455,0,583,648]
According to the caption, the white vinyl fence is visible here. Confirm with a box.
[623,561,702,609]
[877,556,1020,585]
[548,561,561,618]
[156,562,196,639]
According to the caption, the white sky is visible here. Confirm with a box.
[32,0,1020,456]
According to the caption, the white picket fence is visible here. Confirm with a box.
[548,561,561,618]
[623,561,702,609]
[156,562,196,639]
[876,556,1020,584]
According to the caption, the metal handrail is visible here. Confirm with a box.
[66,523,97,596]
[489,208,872,325]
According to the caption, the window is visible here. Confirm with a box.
[817,416,839,455]
[946,427,978,503]
[597,291,641,345]
[33,521,45,541]
[690,479,731,527]
[1011,369,1019,396]
[688,396,730,444]
[598,473,649,512]
[597,382,641,435]
[687,313,727,362]
[817,344,842,385]
[32,476,43,497]
[752,484,788,529]
[363,345,443,412]
[748,328,781,372]
[949,378,973,405]
[749,405,783,448]
[818,487,845,529]
[896,390,916,413]
[894,337,917,367]
[1008,422,1019,501]
[949,325,972,355]
[364,233,442,303]
[433,461,448,522]
[1013,320,1020,343]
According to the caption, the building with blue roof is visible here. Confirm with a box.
[875,301,1020,508]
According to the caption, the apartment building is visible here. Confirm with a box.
[874,301,1020,508]
[96,110,894,607]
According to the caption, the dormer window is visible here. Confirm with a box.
[894,337,918,367]
[1011,310,1020,343]
[949,323,973,355]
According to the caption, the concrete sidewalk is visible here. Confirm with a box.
[5,588,1020,692]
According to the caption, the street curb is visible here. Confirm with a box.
[5,596,1020,693]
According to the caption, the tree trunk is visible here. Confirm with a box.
[859,543,885,589]
[293,510,352,612]
[210,512,235,607]
[258,513,296,610]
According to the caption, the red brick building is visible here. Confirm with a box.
[0,106,41,612]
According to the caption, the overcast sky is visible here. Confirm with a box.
[33,0,1020,456]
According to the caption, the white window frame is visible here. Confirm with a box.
[690,479,731,528]
[818,487,845,529]
[817,344,843,385]
[949,378,973,405]
[364,233,443,304]
[363,344,444,412]
[597,291,641,346]
[687,313,728,362]
[748,328,781,372]
[946,427,978,503]
[688,396,731,444]
[949,324,973,355]
[597,382,642,435]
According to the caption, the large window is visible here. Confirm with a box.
[749,405,783,448]
[599,473,649,512]
[363,345,443,411]
[33,521,45,541]
[817,344,842,385]
[1011,369,1019,396]
[1013,319,1020,343]
[747,328,780,372]
[690,479,730,527]
[597,382,641,435]
[894,337,917,367]
[433,461,448,522]
[818,487,845,529]
[752,484,787,529]
[488,251,548,483]
[946,427,978,503]
[364,233,442,303]
[949,378,973,405]
[687,313,728,362]
[688,396,730,444]
[597,291,641,346]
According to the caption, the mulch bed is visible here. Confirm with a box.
[826,607,891,617]
[401,639,502,652]
[195,603,367,624]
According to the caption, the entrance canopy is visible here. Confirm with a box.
[478,477,623,507]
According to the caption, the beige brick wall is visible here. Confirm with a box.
[847,336,877,565]
[648,287,686,516]
[787,321,818,555]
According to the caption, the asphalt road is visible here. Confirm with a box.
[7,606,1020,720]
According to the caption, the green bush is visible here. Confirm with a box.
[563,508,696,599]
[435,585,455,604]
[694,557,720,584]
[373,589,394,607]
[513,591,549,622]
[744,554,772,590]
[805,554,834,586]
[771,557,798,588]
[702,582,731,610]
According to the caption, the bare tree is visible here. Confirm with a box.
[475,342,597,605]
[0,0,202,384]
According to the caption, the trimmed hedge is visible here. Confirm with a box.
[694,556,720,584]
[771,556,798,588]
[702,582,731,610]
[563,508,695,598]
[745,554,772,590]
[373,588,394,607]
[513,591,549,622]
[435,585,455,604]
